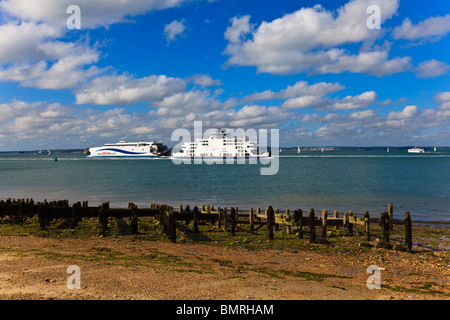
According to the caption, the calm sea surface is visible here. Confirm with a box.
[0,150,449,222]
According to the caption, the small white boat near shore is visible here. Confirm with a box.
[408,147,425,153]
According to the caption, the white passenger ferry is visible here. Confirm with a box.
[171,129,271,160]
[87,140,170,157]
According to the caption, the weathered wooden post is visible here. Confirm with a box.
[130,204,139,235]
[256,207,261,222]
[179,204,183,214]
[167,207,176,243]
[184,205,190,225]
[0,201,4,220]
[221,208,227,232]
[295,209,303,239]
[343,211,349,231]
[249,208,254,231]
[388,202,394,231]
[267,206,275,240]
[223,207,229,232]
[216,206,221,228]
[18,200,24,224]
[405,212,413,253]
[309,208,316,243]
[274,208,280,231]
[377,211,392,249]
[286,209,291,234]
[321,210,328,238]
[364,211,370,241]
[38,203,46,229]
[71,203,79,228]
[230,207,236,236]
[348,211,354,236]
[193,206,199,233]
[381,212,389,243]
[98,202,109,235]
[333,210,339,230]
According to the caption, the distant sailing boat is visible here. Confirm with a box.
[434,146,437,152]
[297,147,301,154]
[321,147,324,152]
[387,147,390,152]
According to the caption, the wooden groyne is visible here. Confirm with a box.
[0,199,413,252]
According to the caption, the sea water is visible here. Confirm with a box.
[0,150,448,222]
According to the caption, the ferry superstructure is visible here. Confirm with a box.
[171,129,271,160]
[87,140,170,157]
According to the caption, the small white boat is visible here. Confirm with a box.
[387,147,389,152]
[408,147,425,153]
[434,146,437,152]
[297,147,301,154]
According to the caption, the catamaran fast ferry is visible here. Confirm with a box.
[87,140,170,157]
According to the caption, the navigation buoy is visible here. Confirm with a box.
[53,157,58,161]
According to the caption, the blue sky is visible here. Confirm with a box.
[0,0,449,150]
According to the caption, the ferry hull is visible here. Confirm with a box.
[88,154,159,158]
[87,148,159,158]
[170,153,271,160]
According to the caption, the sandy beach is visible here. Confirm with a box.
[0,217,448,301]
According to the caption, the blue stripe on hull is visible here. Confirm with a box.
[87,155,158,158]
[95,148,147,155]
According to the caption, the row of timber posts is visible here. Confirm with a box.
[247,204,412,251]
[0,199,414,252]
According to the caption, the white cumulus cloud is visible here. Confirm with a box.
[223,0,405,76]
[393,14,450,40]
[164,19,186,43]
